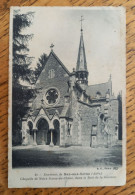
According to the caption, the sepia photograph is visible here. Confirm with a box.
[8,6,126,188]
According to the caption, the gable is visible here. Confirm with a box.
[33,51,70,109]
[36,51,70,88]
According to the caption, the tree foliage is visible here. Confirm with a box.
[35,53,48,79]
[13,10,34,84]
[12,10,35,145]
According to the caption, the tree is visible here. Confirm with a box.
[13,10,34,84]
[35,53,48,79]
[12,10,35,145]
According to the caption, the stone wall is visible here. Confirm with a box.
[71,100,97,146]
[78,103,97,146]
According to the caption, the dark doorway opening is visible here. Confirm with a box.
[36,118,49,145]
[53,120,60,145]
[47,130,51,145]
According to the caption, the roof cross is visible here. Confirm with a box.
[50,43,54,51]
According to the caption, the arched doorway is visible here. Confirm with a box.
[53,120,60,146]
[36,118,49,145]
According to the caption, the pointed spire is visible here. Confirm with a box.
[76,16,87,72]
[80,15,84,32]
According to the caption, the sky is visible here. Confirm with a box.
[12,7,126,95]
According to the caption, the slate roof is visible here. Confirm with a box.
[47,51,70,75]
[46,106,63,116]
[86,81,112,99]
[29,105,64,121]
[60,102,72,119]
[35,50,70,90]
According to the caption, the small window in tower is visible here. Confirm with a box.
[48,69,55,78]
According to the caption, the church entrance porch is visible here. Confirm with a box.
[36,118,60,146]
[36,118,49,145]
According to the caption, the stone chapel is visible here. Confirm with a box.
[21,23,121,148]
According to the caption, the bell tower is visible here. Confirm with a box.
[76,16,88,86]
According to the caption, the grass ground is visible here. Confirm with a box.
[12,144,122,168]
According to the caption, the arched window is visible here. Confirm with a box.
[48,69,55,78]
[104,117,107,122]
[115,126,118,131]
[115,126,118,136]
[67,122,72,136]
[100,114,104,121]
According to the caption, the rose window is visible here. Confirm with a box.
[45,88,59,105]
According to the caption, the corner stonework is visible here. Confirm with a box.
[59,118,67,146]
[21,119,29,146]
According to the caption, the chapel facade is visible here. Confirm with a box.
[21,25,121,148]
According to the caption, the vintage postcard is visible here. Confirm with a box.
[8,7,126,188]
